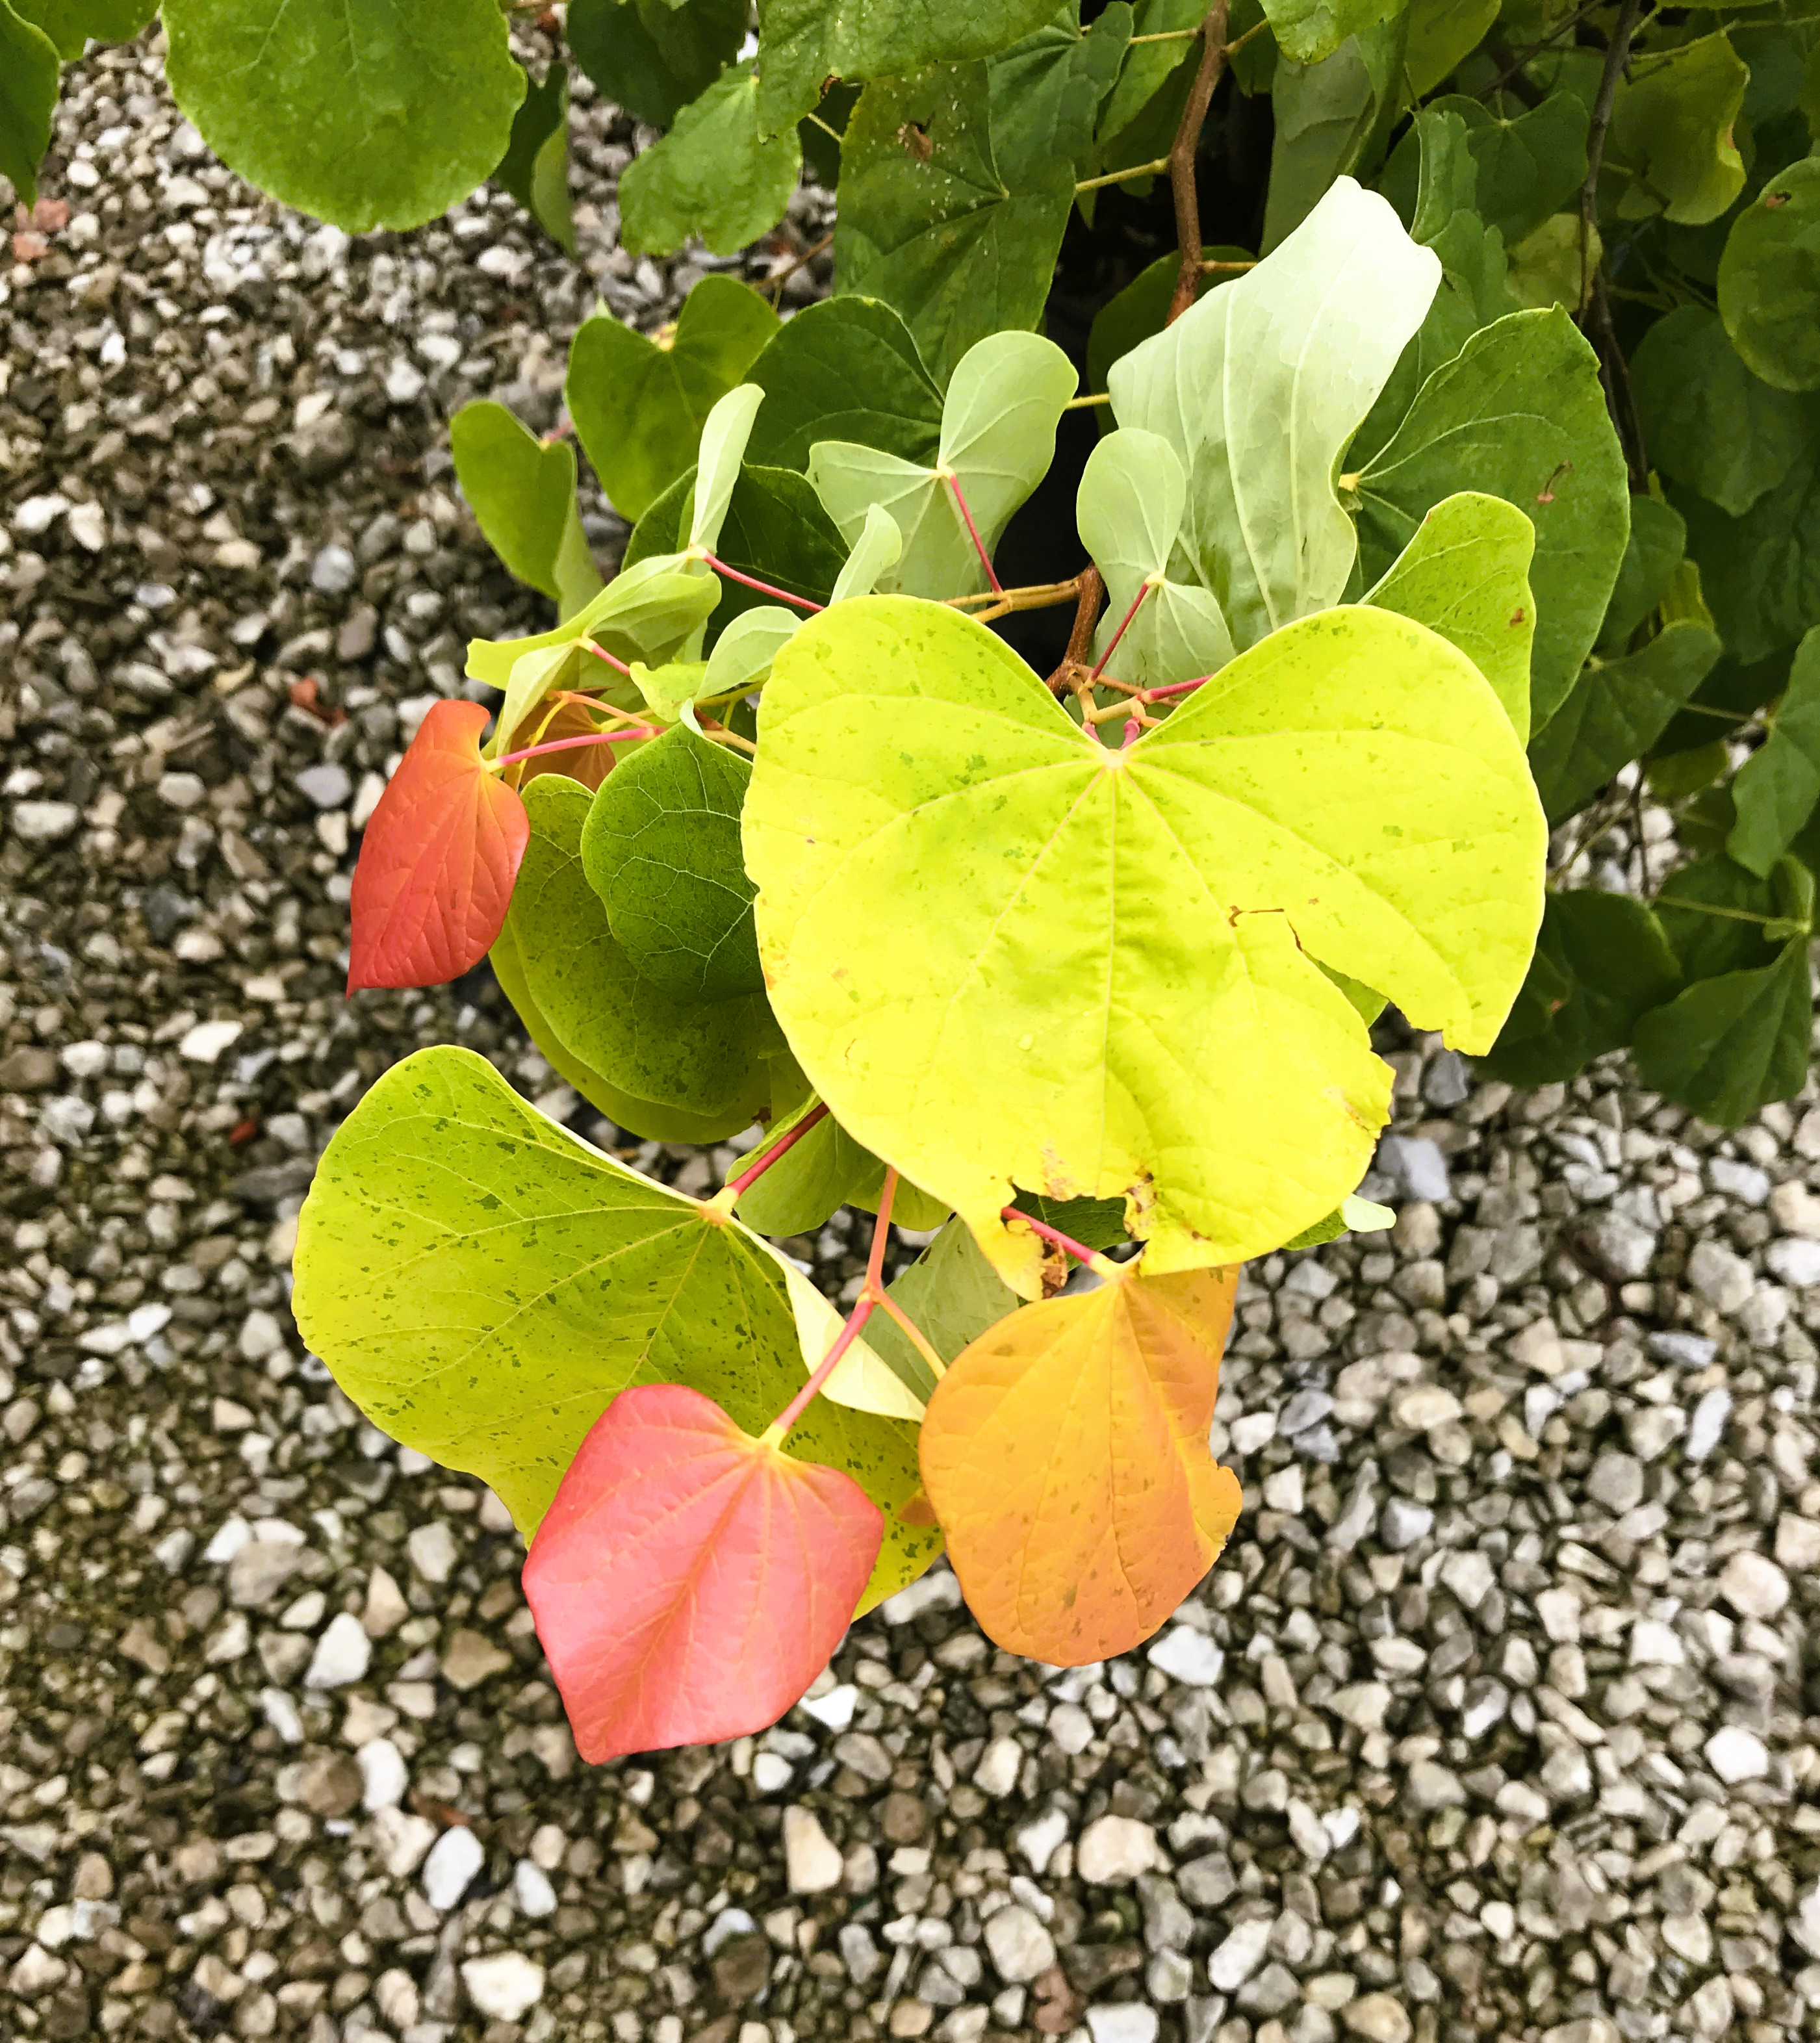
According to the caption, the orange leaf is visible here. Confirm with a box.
[522,1383,883,1762]
[918,1266,1241,1665]
[348,699,529,991]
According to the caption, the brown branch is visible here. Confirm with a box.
[1045,567,1105,697]
[1587,270,1650,488]
[1578,0,1645,316]
[1166,2,1234,324]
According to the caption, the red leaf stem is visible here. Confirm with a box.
[1145,673,1209,701]
[1090,582,1151,682]
[945,473,1004,595]
[769,1296,878,1439]
[580,640,635,677]
[726,1102,833,1198]
[699,552,825,613]
[490,726,659,771]
[1001,1205,1103,1268]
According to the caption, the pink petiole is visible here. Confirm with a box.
[725,1103,832,1200]
[768,1170,901,1439]
[699,552,825,613]
[580,641,635,677]
[945,472,1004,595]
[1002,1205,1101,1267]
[1089,582,1151,682]
[489,727,658,772]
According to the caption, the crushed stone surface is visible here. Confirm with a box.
[3,31,1820,2043]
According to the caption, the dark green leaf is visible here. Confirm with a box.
[1084,247,1248,402]
[493,60,575,253]
[1632,305,1808,518]
[1632,937,1812,1126]
[1093,0,1204,151]
[1719,154,1820,392]
[1355,306,1632,728]
[754,0,1058,133]
[162,0,525,233]
[1730,627,1820,873]
[1261,0,1400,67]
[1263,21,1407,250]
[1481,889,1682,1085]
[620,62,802,258]
[14,0,154,58]
[1425,90,1589,245]
[865,1218,1019,1405]
[1656,853,1778,981]
[1598,495,1685,651]
[745,296,943,469]
[990,3,1131,183]
[566,0,746,129]
[1528,619,1723,823]
[1653,646,1795,758]
[735,1100,951,1240]
[580,725,763,1001]
[1673,404,1820,663]
[1009,1190,1134,1250]
[567,277,780,522]
[835,61,1077,383]
[448,402,602,614]
[0,0,61,205]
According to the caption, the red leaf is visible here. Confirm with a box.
[348,699,529,992]
[522,1384,883,1762]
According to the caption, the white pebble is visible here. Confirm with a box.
[460,1951,545,2020]
[513,1860,558,1919]
[782,1806,843,1894]
[1705,1725,1769,1784]
[357,1738,408,1812]
[1147,1625,1225,1687]
[304,1612,371,1690]
[422,1825,485,1911]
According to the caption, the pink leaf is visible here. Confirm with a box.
[347,699,529,991]
[522,1384,883,1762]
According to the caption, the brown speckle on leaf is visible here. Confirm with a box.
[899,122,934,164]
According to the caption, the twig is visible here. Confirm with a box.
[488,726,656,772]
[944,576,1082,611]
[764,230,834,306]
[1064,392,1114,409]
[1077,155,1172,193]
[1045,567,1105,697]
[1578,0,1645,317]
[1167,3,1235,324]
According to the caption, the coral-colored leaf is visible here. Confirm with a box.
[522,1383,884,1761]
[348,699,530,990]
[919,1266,1242,1665]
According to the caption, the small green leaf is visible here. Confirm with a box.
[1611,32,1748,226]
[1356,307,1632,730]
[449,402,602,614]
[735,1096,951,1246]
[493,60,575,252]
[163,0,525,233]
[580,724,763,1002]
[1363,491,1536,740]
[1528,620,1723,823]
[702,608,801,699]
[1482,889,1682,1086]
[1423,91,1589,246]
[14,0,154,58]
[809,331,1077,600]
[1009,1191,1134,1250]
[1730,628,1820,873]
[989,3,1131,179]
[1402,0,1496,97]
[1633,305,1806,519]
[0,0,60,206]
[865,1218,1019,1405]
[506,776,783,1136]
[567,277,780,524]
[1110,177,1441,652]
[566,0,746,129]
[691,385,766,554]
[620,62,802,258]
[754,0,1058,133]
[745,296,943,472]
[1259,0,1398,67]
[1632,938,1812,1127]
[1599,496,1687,651]
[1718,155,1820,392]
[470,559,721,711]
[832,504,905,603]
[1505,211,1595,313]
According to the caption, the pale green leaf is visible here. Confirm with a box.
[1718,156,1820,392]
[1109,177,1441,652]
[691,384,766,555]
[566,0,747,129]
[832,504,905,604]
[449,401,602,614]
[0,0,58,206]
[1506,212,1596,312]
[1611,32,1748,225]
[1076,429,1236,692]
[702,608,801,700]
[292,1045,939,1606]
[1363,491,1536,740]
[163,0,524,233]
[1730,628,1820,873]
[1632,305,1806,517]
[744,597,1545,1296]
[619,62,802,258]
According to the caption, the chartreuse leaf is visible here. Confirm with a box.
[293,1046,939,1606]
[1483,890,1682,1086]
[524,1383,884,1761]
[566,0,747,129]
[580,725,763,1001]
[1425,92,1589,245]
[348,702,528,994]
[1528,620,1723,824]
[1355,307,1632,730]
[810,332,1077,600]
[1084,246,1249,404]
[450,402,601,615]
[745,298,944,472]
[1261,23,1407,251]
[920,1266,1242,1664]
[692,385,765,554]
[835,62,1077,383]
[0,0,58,205]
[1363,492,1536,740]
[1674,409,1820,663]
[1719,156,1820,392]
[1633,307,1806,518]
[1599,497,1686,651]
[15,0,156,58]
[744,597,1545,1296]
[620,63,802,258]
[493,61,575,253]
[567,277,780,523]
[1110,178,1441,653]
[754,0,1058,132]
[163,0,524,233]
[506,777,782,1138]
[1077,431,1237,692]
[1611,32,1747,225]
[832,504,905,602]
[1730,630,1820,874]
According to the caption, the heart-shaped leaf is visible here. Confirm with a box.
[745,296,943,472]
[919,1266,1240,1665]
[348,700,529,992]
[619,62,802,257]
[524,1383,884,1761]
[451,401,602,611]
[745,597,1545,1293]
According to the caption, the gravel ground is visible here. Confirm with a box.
[5,31,1820,2043]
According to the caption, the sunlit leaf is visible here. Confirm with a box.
[348,701,528,993]
[1730,628,1820,873]
[692,385,765,554]
[620,62,802,257]
[745,296,944,472]
[450,401,601,613]
[1718,155,1820,392]
[832,504,906,602]
[294,1046,940,1602]
[1363,491,1535,739]
[1110,177,1440,651]
[702,610,799,699]
[920,1266,1241,1664]
[744,597,1545,1294]
[524,1383,883,1761]
[1611,31,1747,226]
[567,0,747,129]
[1632,305,1806,518]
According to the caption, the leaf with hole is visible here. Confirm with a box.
[744,597,1545,1294]
[620,63,802,257]
[348,701,528,993]
[919,1266,1240,1664]
[450,402,601,614]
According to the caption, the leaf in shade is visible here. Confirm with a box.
[0,1,60,205]
[620,63,802,257]
[566,0,747,129]
[1598,496,1686,653]
[1718,157,1820,393]
[348,701,528,992]
[1673,411,1820,665]
[15,0,158,59]
[919,1266,1241,1665]
[1632,305,1806,519]
[493,59,575,252]
[744,296,944,472]
[1422,91,1588,246]
[1260,26,1406,253]
[449,401,601,613]
[865,1218,1019,1406]
[523,1383,883,1761]
[1729,629,1820,875]
[1632,936,1814,1127]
